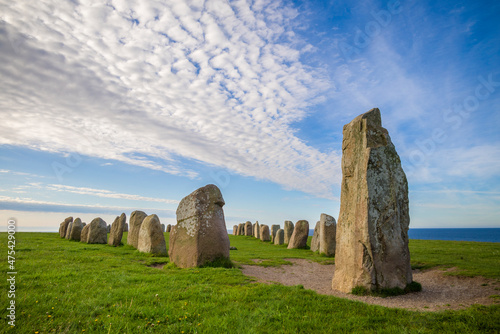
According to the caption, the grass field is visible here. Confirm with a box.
[1,232,499,333]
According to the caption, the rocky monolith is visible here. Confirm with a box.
[86,218,107,244]
[138,214,167,255]
[237,223,244,235]
[270,224,280,243]
[287,220,309,249]
[310,221,320,252]
[108,213,126,247]
[166,224,171,232]
[319,214,336,256]
[80,224,90,243]
[254,221,260,239]
[284,221,294,244]
[168,184,230,268]
[233,225,238,235]
[128,210,147,248]
[274,229,284,245]
[68,218,83,241]
[260,225,270,242]
[332,108,412,293]
[65,220,74,239]
[244,221,253,236]
[59,216,73,238]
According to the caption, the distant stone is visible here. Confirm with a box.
[59,216,73,238]
[332,108,412,293]
[161,223,166,233]
[82,222,86,228]
[169,184,230,268]
[80,224,90,243]
[274,229,284,245]
[287,220,309,249]
[319,214,336,256]
[238,223,245,235]
[138,214,167,255]
[108,213,126,247]
[310,221,320,252]
[254,221,260,239]
[65,221,73,239]
[69,218,83,241]
[230,246,237,250]
[260,225,270,242]
[123,223,128,232]
[128,210,147,248]
[284,221,294,244]
[270,224,280,243]
[106,224,111,233]
[86,218,107,244]
[244,221,253,236]
[233,225,238,235]
[166,224,171,233]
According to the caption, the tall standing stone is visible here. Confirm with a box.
[108,213,126,247]
[237,223,244,235]
[233,225,238,235]
[124,223,128,232]
[138,214,167,255]
[161,224,166,233]
[284,221,294,244]
[128,210,147,249]
[166,224,171,232]
[80,224,90,243]
[86,218,107,244]
[332,108,412,293]
[310,221,320,252]
[274,229,284,245]
[270,224,280,243]
[260,225,270,242]
[254,221,260,239]
[69,218,83,241]
[244,221,253,236]
[319,214,336,256]
[59,216,73,238]
[287,220,309,249]
[169,184,230,268]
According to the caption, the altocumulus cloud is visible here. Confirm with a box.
[0,0,340,197]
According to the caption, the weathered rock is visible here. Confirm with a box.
[80,224,90,243]
[260,225,270,242]
[332,108,412,293]
[82,222,86,228]
[287,220,309,249]
[60,217,73,238]
[254,221,260,239]
[274,229,284,245]
[138,214,167,255]
[161,223,166,233]
[169,184,230,268]
[69,218,83,241]
[237,223,245,235]
[284,221,294,244]
[128,210,147,248]
[244,221,253,236]
[270,224,280,243]
[87,218,107,244]
[123,223,128,232]
[106,224,111,233]
[310,221,320,252]
[65,221,73,239]
[233,225,238,235]
[166,224,171,232]
[319,214,336,256]
[108,213,126,247]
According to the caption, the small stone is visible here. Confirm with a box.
[230,246,237,250]
[287,220,309,249]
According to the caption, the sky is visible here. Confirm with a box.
[0,0,499,232]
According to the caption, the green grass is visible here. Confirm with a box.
[0,232,499,333]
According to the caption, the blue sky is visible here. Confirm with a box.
[0,0,499,231]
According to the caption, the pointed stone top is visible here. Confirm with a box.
[360,108,381,127]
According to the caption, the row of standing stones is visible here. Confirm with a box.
[58,108,413,294]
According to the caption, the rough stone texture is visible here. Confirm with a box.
[106,224,111,233]
[310,221,320,252]
[108,213,126,247]
[254,221,260,239]
[233,225,238,235]
[270,224,280,243]
[128,210,147,249]
[87,218,107,244]
[237,223,245,236]
[287,220,309,249]
[167,224,171,233]
[284,221,294,244]
[274,229,284,245]
[69,218,83,241]
[124,223,128,232]
[60,217,73,238]
[161,224,166,233]
[244,221,253,236]
[82,223,86,228]
[169,184,230,268]
[138,214,167,255]
[332,108,412,293]
[260,225,270,242]
[65,221,73,239]
[80,224,90,243]
[319,214,336,256]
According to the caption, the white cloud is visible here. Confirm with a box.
[0,0,338,198]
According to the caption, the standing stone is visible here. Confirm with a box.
[287,220,309,249]
[65,221,73,239]
[319,214,336,256]
[270,224,280,243]
[244,221,253,236]
[233,225,238,235]
[167,224,171,232]
[106,224,111,233]
[123,223,128,232]
[80,224,90,243]
[284,221,294,244]
[138,214,167,255]
[128,210,147,249]
[332,108,412,293]
[161,224,166,233]
[254,221,260,239]
[237,223,244,235]
[108,213,126,247]
[87,218,107,244]
[169,184,230,268]
[60,217,73,238]
[69,218,83,241]
[274,229,284,245]
[310,221,320,252]
[260,225,270,242]
[82,222,86,228]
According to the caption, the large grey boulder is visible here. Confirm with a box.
[270,224,280,243]
[254,221,260,239]
[287,220,309,249]
[274,229,284,245]
[260,224,270,242]
[138,214,167,255]
[332,108,412,293]
[319,214,336,256]
[284,221,294,244]
[244,221,253,236]
[128,210,147,248]
[69,218,83,241]
[169,184,230,268]
[80,224,90,243]
[87,218,107,244]
[108,213,126,247]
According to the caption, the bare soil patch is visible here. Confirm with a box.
[240,259,500,311]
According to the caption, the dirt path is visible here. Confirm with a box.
[240,259,500,311]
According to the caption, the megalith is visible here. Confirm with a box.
[254,221,260,239]
[69,218,83,241]
[108,213,126,247]
[287,220,309,249]
[59,216,73,238]
[319,214,336,256]
[284,221,294,244]
[138,214,167,255]
[260,225,270,242]
[128,210,147,248]
[87,217,107,244]
[244,221,253,236]
[233,225,238,235]
[274,229,284,245]
[310,221,320,252]
[80,224,90,243]
[270,224,280,243]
